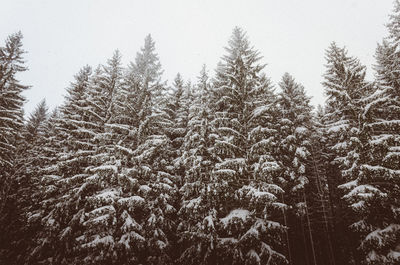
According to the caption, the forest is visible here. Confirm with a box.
[0,2,399,265]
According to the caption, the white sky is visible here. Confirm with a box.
[0,0,394,115]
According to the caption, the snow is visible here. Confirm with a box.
[139,184,151,193]
[362,164,400,177]
[204,215,214,229]
[220,209,250,226]
[295,126,307,135]
[118,231,145,249]
[344,184,386,200]
[248,249,261,263]
[351,200,365,210]
[327,122,349,133]
[219,237,238,244]
[185,197,201,209]
[88,214,110,225]
[338,179,358,190]
[295,147,307,159]
[366,250,378,262]
[90,205,115,215]
[364,224,400,248]
[252,105,270,118]
[243,227,259,239]
[83,235,114,248]
[91,165,118,174]
[214,169,236,177]
[115,144,134,155]
[388,250,400,260]
[118,196,145,207]
[121,211,141,231]
[272,202,287,210]
[93,188,120,203]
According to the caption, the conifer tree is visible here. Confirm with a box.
[322,42,375,265]
[0,32,29,264]
[337,2,400,264]
[178,65,220,264]
[275,73,316,265]
[210,27,287,265]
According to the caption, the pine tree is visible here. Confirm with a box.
[26,107,62,265]
[337,2,400,264]
[0,32,29,264]
[322,42,375,265]
[163,73,191,176]
[210,27,287,265]
[68,52,127,264]
[32,64,99,264]
[130,38,177,265]
[1,100,50,265]
[306,106,337,265]
[178,65,220,264]
[275,73,316,265]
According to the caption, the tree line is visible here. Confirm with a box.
[0,2,399,265]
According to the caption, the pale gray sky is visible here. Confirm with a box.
[0,0,394,115]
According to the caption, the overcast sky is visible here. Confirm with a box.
[1,0,395,115]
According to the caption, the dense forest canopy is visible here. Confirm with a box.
[0,2,399,265]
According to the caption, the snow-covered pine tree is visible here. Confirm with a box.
[306,105,337,265]
[178,65,220,265]
[322,42,375,265]
[276,73,312,194]
[163,73,192,180]
[15,100,50,263]
[0,32,29,264]
[55,65,94,174]
[157,73,195,261]
[338,2,400,263]
[210,27,287,265]
[25,108,64,265]
[1,100,50,265]
[29,65,97,264]
[68,52,132,265]
[275,73,316,265]
[129,37,176,265]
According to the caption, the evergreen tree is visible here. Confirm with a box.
[2,100,50,265]
[178,65,220,264]
[0,32,29,264]
[68,52,127,264]
[338,2,400,263]
[32,64,99,264]
[306,106,337,265]
[210,27,287,265]
[322,42,375,265]
[275,73,316,265]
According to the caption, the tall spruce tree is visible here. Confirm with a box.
[337,2,400,264]
[275,73,315,265]
[210,27,287,265]
[322,42,375,265]
[178,65,220,264]
[0,32,29,264]
[32,64,100,264]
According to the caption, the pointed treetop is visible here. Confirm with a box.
[387,0,400,42]
[0,31,26,71]
[64,65,92,103]
[280,73,307,95]
[132,34,163,86]
[29,99,48,120]
[279,73,311,109]
[323,42,366,91]
[173,73,184,90]
[26,98,49,139]
[105,50,122,73]
[197,64,209,90]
